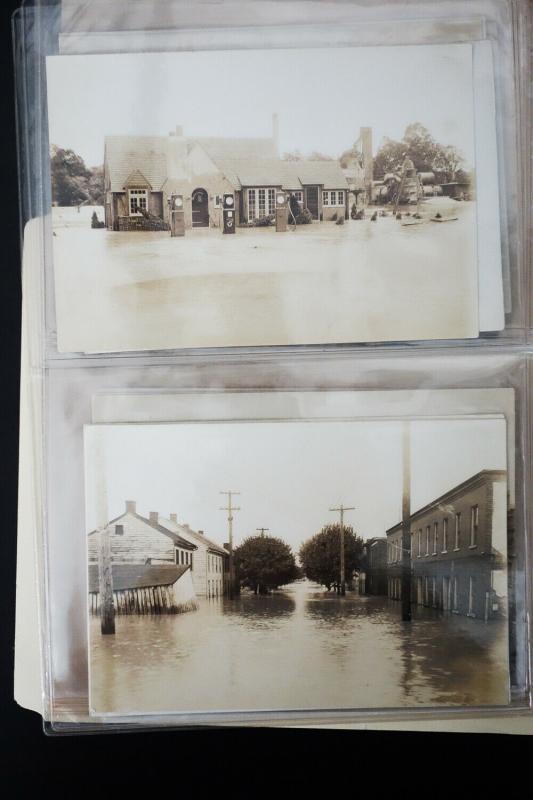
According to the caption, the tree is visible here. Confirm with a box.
[372,137,406,179]
[50,145,104,206]
[282,150,334,162]
[307,151,334,161]
[299,524,364,591]
[282,149,304,162]
[87,164,105,205]
[402,122,439,172]
[373,124,465,183]
[432,144,465,183]
[234,535,298,594]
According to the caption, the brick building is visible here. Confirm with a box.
[385,470,508,620]
[103,116,352,231]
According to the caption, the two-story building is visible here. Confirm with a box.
[159,514,229,599]
[360,537,388,596]
[87,500,198,614]
[385,470,508,620]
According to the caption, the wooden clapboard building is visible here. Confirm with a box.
[104,115,350,231]
[160,515,230,598]
[87,500,198,614]
[88,563,197,615]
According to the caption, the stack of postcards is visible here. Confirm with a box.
[14,0,533,734]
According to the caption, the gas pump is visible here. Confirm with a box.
[275,191,288,232]
[168,194,185,237]
[223,193,236,234]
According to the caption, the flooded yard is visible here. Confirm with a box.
[89,580,509,716]
[52,200,478,352]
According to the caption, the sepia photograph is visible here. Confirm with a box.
[85,412,510,716]
[46,43,487,352]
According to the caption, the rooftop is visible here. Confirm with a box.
[104,134,348,192]
[386,470,507,535]
[88,563,189,593]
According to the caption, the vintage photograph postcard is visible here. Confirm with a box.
[47,43,487,352]
[85,414,510,716]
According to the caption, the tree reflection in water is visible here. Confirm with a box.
[90,579,509,715]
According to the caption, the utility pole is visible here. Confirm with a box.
[220,491,240,598]
[256,527,269,537]
[401,422,412,622]
[98,526,115,634]
[329,504,355,596]
[92,427,115,634]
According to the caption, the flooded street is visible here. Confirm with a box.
[90,580,508,715]
[52,200,477,352]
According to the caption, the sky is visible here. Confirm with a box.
[46,43,475,168]
[85,417,506,552]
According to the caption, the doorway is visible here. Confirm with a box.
[305,186,320,220]
[192,188,209,227]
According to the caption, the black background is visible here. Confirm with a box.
[0,0,529,790]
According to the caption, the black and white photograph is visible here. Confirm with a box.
[46,42,497,352]
[85,407,510,716]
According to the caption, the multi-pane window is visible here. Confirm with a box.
[433,522,438,554]
[247,188,276,221]
[417,529,422,557]
[425,525,430,555]
[292,190,304,206]
[129,189,148,216]
[454,512,461,549]
[470,505,479,546]
[322,190,345,207]
[248,189,256,220]
[442,518,448,552]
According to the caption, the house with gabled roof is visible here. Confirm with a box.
[87,501,199,615]
[87,500,197,567]
[103,115,351,231]
[159,514,229,599]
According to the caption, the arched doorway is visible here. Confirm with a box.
[192,188,209,227]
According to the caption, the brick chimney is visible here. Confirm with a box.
[198,530,204,535]
[360,126,373,192]
[125,500,136,514]
[166,125,187,177]
[170,513,177,523]
[149,511,159,525]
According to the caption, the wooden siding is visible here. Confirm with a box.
[88,512,176,564]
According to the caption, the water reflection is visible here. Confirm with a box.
[90,579,508,715]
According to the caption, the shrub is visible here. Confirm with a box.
[254,214,274,227]
[91,211,105,229]
[336,215,345,225]
[331,212,338,221]
[295,207,313,225]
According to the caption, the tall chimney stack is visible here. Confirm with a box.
[149,511,159,525]
[272,113,279,156]
[360,126,373,196]
[125,500,136,514]
[170,513,177,523]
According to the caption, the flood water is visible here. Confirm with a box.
[90,580,509,715]
[53,199,478,352]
